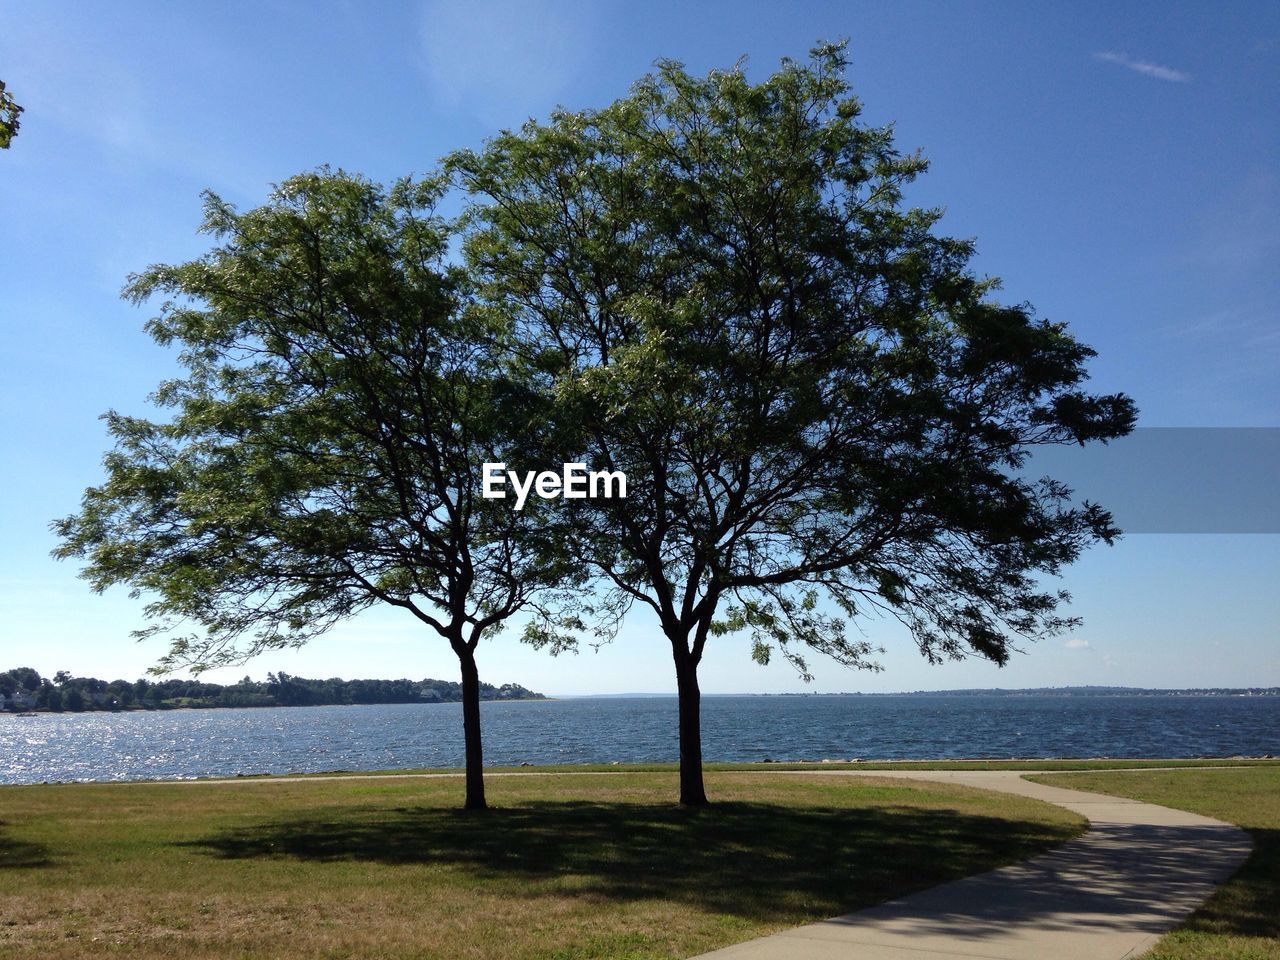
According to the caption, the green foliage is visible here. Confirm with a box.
[0,666,41,694]
[53,169,578,673]
[450,42,1136,681]
[0,79,21,149]
[0,665,544,712]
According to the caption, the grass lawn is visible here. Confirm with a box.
[0,771,1082,959]
[243,757,1277,781]
[1032,767,1280,960]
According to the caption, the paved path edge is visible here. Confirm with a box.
[690,769,1254,960]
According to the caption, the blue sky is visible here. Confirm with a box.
[1,1,1277,694]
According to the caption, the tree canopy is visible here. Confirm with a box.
[57,45,1136,809]
[449,43,1136,804]
[0,80,22,149]
[53,170,574,808]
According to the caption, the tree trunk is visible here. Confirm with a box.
[456,646,487,811]
[673,649,709,807]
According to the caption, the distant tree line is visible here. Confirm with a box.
[0,667,544,713]
[870,686,1280,698]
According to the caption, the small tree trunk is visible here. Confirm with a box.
[456,645,487,811]
[673,648,709,807]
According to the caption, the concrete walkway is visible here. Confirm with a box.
[692,770,1253,960]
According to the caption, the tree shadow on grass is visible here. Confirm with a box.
[1179,827,1280,940]
[187,801,1073,921]
[0,822,52,869]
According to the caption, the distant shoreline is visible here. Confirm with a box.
[2,694,550,716]
[0,667,546,714]
[558,686,1280,699]
[7,684,1279,717]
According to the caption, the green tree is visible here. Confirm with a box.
[107,680,134,708]
[7,667,42,693]
[64,687,85,712]
[0,80,22,150]
[45,686,64,712]
[450,44,1136,805]
[53,170,574,809]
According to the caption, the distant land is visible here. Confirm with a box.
[0,667,545,713]
[562,686,1280,698]
[862,686,1280,697]
[8,673,1278,713]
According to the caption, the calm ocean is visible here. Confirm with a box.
[2,694,1277,785]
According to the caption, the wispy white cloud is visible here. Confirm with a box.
[1064,637,1091,650]
[1164,169,1280,409]
[419,0,598,126]
[1094,51,1191,83]
[1193,169,1280,271]
[4,10,269,199]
